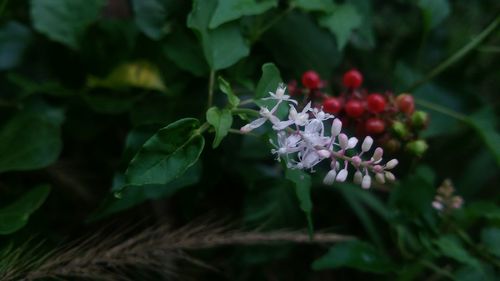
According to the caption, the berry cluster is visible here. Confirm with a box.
[288,69,429,157]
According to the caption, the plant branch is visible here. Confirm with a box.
[207,70,216,109]
[408,15,500,91]
[415,98,468,122]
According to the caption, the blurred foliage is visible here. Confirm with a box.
[0,0,499,280]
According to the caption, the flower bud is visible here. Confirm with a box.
[347,137,358,149]
[323,169,337,185]
[385,159,398,170]
[432,201,444,210]
[331,118,342,136]
[361,174,371,189]
[375,173,385,184]
[339,134,349,149]
[317,149,331,158]
[372,147,383,162]
[336,169,348,182]
[351,156,362,167]
[384,171,395,182]
[361,136,373,152]
[354,170,363,184]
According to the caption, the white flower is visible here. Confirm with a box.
[289,102,312,126]
[262,84,297,105]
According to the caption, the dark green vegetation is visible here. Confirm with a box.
[0,0,499,280]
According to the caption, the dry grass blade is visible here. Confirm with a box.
[2,221,354,281]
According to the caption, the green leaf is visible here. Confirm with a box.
[132,0,175,40]
[0,185,51,235]
[31,0,105,49]
[291,0,335,12]
[285,169,313,237]
[262,12,340,77]
[481,227,500,258]
[254,63,289,119]
[163,29,209,77]
[0,106,63,173]
[187,0,250,70]
[319,4,362,50]
[243,179,302,229]
[124,118,205,187]
[0,21,32,70]
[312,240,395,273]
[255,63,281,100]
[466,107,500,166]
[340,185,384,248]
[210,0,278,28]
[434,235,481,268]
[91,163,201,220]
[206,107,233,148]
[417,0,450,31]
[218,76,240,108]
[465,202,500,220]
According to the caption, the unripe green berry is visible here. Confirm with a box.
[391,121,409,138]
[411,111,429,129]
[405,139,428,157]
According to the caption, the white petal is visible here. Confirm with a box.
[241,118,266,132]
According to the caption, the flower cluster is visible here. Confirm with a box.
[432,179,464,213]
[241,84,398,189]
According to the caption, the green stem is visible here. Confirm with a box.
[239,99,256,106]
[207,70,215,109]
[415,98,467,122]
[419,260,455,280]
[196,122,211,135]
[250,4,295,43]
[477,45,500,53]
[408,15,500,91]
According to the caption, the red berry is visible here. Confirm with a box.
[342,69,363,88]
[365,118,385,135]
[366,93,386,113]
[396,94,415,114]
[345,100,364,118]
[323,97,342,114]
[301,70,321,89]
